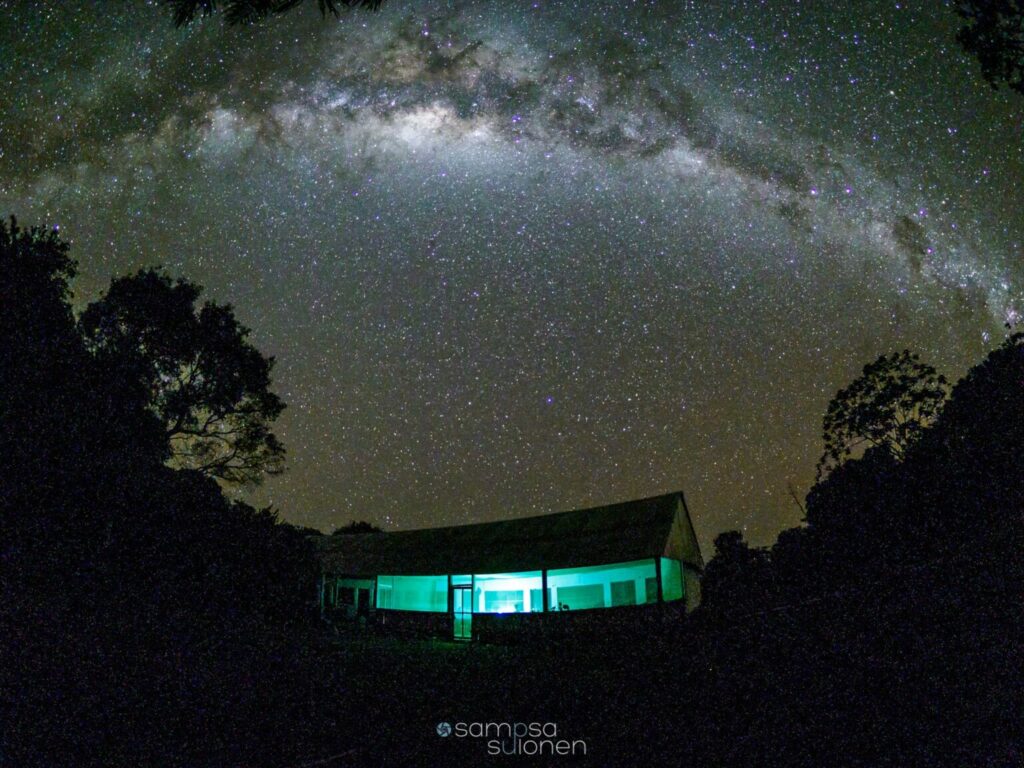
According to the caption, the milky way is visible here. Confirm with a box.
[2,0,1022,547]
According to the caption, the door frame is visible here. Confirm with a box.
[451,582,473,640]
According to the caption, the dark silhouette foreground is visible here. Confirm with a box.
[81,268,286,485]
[957,0,1024,96]
[2,217,1022,766]
[160,0,384,27]
[0,218,325,766]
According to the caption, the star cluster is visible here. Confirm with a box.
[1,0,1021,547]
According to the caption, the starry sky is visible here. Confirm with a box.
[2,0,1021,549]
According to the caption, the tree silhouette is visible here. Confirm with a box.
[160,0,384,27]
[331,520,383,535]
[0,216,79,395]
[7,212,1024,766]
[686,331,1024,768]
[80,268,285,485]
[817,350,948,479]
[699,531,778,620]
[956,1,1024,96]
[1,218,338,766]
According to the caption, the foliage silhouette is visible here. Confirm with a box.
[699,531,777,620]
[160,0,385,27]
[0,221,329,767]
[331,519,383,535]
[957,0,1024,95]
[80,268,285,486]
[689,334,1024,768]
[816,349,948,479]
[4,213,1023,766]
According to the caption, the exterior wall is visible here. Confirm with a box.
[373,609,451,639]
[473,602,686,644]
[665,496,704,610]
[683,565,702,612]
[325,601,686,642]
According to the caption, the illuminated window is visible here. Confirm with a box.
[610,580,637,607]
[484,590,524,612]
[375,575,447,612]
[547,560,657,611]
[645,577,658,603]
[473,571,543,613]
[557,583,603,610]
[529,588,543,609]
[370,559,681,615]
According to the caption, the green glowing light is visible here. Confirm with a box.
[547,559,658,611]
[373,558,686,619]
[660,557,684,602]
[472,571,543,613]
[375,574,447,611]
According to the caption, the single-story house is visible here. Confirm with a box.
[316,491,703,641]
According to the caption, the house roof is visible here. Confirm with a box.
[317,491,703,576]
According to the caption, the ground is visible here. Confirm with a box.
[314,625,691,765]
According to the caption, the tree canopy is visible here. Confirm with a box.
[5,212,1024,765]
[160,0,384,26]
[1,217,333,767]
[957,0,1024,96]
[816,350,948,479]
[331,520,383,535]
[80,268,285,485]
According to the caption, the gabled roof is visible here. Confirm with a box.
[317,491,703,576]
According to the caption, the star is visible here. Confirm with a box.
[0,0,1021,549]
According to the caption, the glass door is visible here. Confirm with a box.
[452,584,472,640]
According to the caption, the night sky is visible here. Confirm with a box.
[2,1,1021,549]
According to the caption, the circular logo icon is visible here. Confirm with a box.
[436,722,452,737]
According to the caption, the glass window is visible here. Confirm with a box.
[484,590,524,612]
[375,575,447,612]
[556,583,604,610]
[333,578,375,609]
[645,577,658,603]
[610,580,637,607]
[660,557,685,602]
[547,559,657,611]
[529,588,543,610]
[473,571,543,613]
